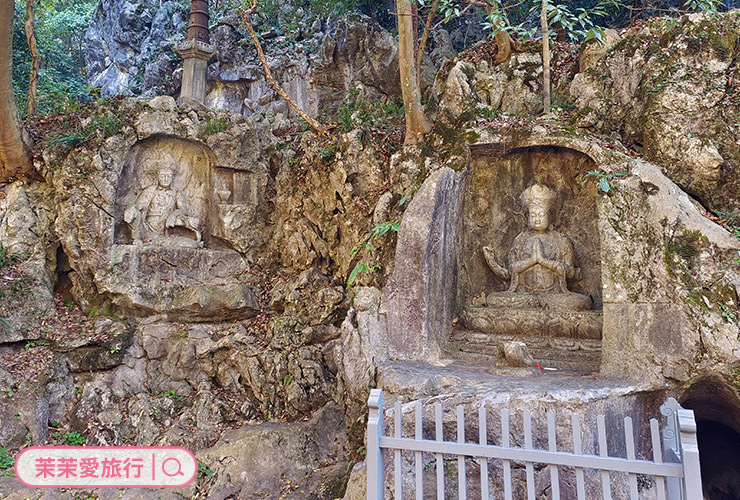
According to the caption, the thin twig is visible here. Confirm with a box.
[416,0,441,73]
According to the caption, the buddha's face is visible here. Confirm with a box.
[158,168,174,188]
[529,206,550,231]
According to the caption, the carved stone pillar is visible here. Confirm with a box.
[176,0,214,104]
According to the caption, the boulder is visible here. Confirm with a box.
[197,403,347,499]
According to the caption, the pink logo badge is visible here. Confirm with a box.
[15,447,197,488]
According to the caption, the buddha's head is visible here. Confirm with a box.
[522,184,557,232]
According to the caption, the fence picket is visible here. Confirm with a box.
[394,401,402,500]
[597,415,612,500]
[415,401,423,500]
[624,417,639,499]
[571,413,586,500]
[435,403,444,500]
[457,405,467,500]
[650,418,667,500]
[547,411,560,500]
[524,410,536,500]
[479,407,489,500]
[502,409,513,500]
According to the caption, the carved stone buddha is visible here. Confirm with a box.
[482,183,592,312]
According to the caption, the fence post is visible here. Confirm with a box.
[661,398,683,500]
[677,409,702,500]
[367,389,385,500]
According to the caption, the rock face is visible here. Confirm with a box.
[432,52,545,119]
[85,0,189,96]
[568,12,740,213]
[86,4,404,118]
[371,126,739,385]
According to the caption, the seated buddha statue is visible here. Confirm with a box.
[482,183,592,312]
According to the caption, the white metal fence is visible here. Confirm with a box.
[366,389,702,500]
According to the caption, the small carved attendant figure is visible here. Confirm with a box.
[483,184,592,311]
[124,159,201,245]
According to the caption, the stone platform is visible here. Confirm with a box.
[448,329,602,372]
[99,244,259,321]
[462,306,602,339]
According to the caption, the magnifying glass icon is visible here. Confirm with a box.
[162,457,185,477]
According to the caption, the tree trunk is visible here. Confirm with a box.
[0,0,34,181]
[540,0,551,113]
[481,3,516,65]
[24,0,40,116]
[398,0,432,145]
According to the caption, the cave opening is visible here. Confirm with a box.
[681,375,740,500]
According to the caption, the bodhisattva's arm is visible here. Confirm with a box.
[483,246,509,279]
[125,187,154,223]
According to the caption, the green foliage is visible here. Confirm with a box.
[47,110,125,159]
[12,0,96,116]
[0,247,21,269]
[197,461,214,478]
[333,89,404,134]
[348,219,401,287]
[584,170,628,193]
[156,389,184,402]
[347,261,379,287]
[0,448,14,470]
[54,431,86,446]
[203,117,229,135]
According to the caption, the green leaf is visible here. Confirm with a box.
[348,262,366,287]
[599,177,611,193]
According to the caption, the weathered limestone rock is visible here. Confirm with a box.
[568,12,740,213]
[438,61,477,118]
[85,0,188,96]
[273,129,388,276]
[197,403,347,499]
[578,28,621,72]
[433,52,544,119]
[381,167,464,362]
[87,4,403,117]
[336,287,386,406]
[269,268,347,328]
[0,183,57,342]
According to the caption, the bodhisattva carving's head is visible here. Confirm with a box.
[157,160,176,188]
[521,184,557,232]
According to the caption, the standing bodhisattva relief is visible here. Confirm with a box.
[483,183,592,312]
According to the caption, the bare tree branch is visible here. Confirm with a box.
[416,0,440,72]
